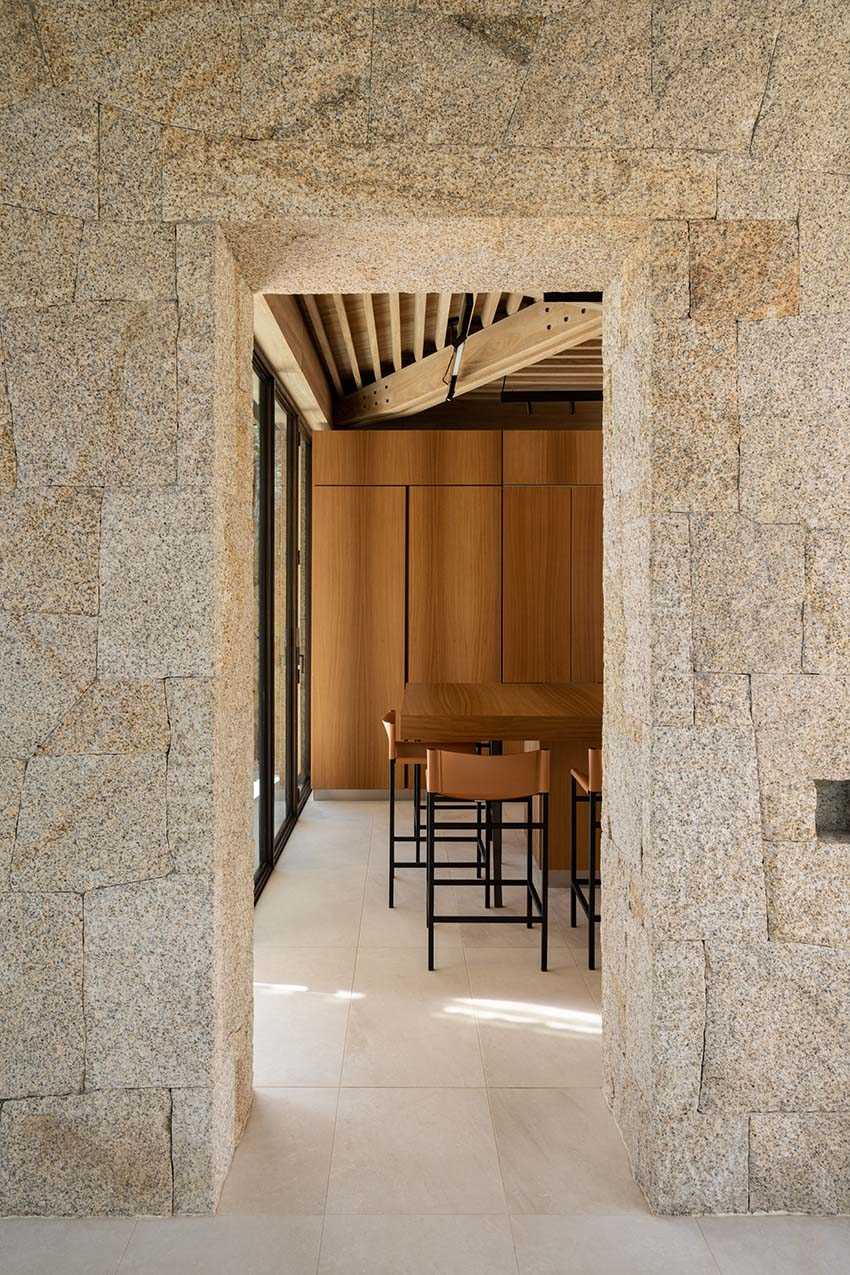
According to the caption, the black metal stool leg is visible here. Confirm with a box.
[484,801,492,909]
[388,758,396,908]
[476,801,483,879]
[427,792,435,971]
[588,790,597,971]
[541,792,549,972]
[413,764,422,864]
[526,796,533,929]
[570,774,578,928]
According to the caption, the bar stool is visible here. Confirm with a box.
[425,748,550,972]
[570,747,602,970]
[381,711,485,908]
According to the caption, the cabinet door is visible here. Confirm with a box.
[503,485,572,682]
[571,486,603,682]
[408,486,501,683]
[503,429,602,484]
[311,485,405,789]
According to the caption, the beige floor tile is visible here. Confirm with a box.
[698,1216,850,1274]
[358,870,463,950]
[326,1087,506,1215]
[462,948,601,1087]
[254,867,366,948]
[0,1219,135,1275]
[511,1215,717,1274]
[278,819,373,871]
[119,1217,322,1274]
[489,1088,647,1216]
[318,1214,519,1274]
[342,948,483,1087]
[217,1089,338,1216]
[253,947,356,1086]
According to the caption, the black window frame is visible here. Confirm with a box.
[253,347,312,902]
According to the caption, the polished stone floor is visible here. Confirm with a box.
[2,797,848,1273]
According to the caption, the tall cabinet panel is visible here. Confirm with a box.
[503,485,572,682]
[408,486,502,683]
[571,485,603,682]
[312,485,405,789]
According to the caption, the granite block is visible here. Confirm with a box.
[98,490,214,679]
[717,156,800,220]
[765,840,850,947]
[649,320,738,512]
[647,726,767,941]
[750,0,850,170]
[165,678,214,873]
[750,1114,850,1214]
[701,940,850,1112]
[0,0,50,108]
[3,302,178,489]
[0,88,97,217]
[12,754,170,892]
[0,489,100,615]
[693,674,752,727]
[38,679,170,755]
[642,1113,749,1215]
[242,2,371,143]
[162,131,717,222]
[36,0,241,136]
[652,0,785,152]
[99,106,162,222]
[0,351,13,489]
[799,175,850,315]
[689,220,799,321]
[0,757,25,886]
[0,893,84,1098]
[0,1089,172,1216]
[508,4,651,149]
[171,1087,221,1215]
[804,527,850,673]
[0,206,80,315]
[690,515,805,672]
[647,220,689,319]
[84,876,215,1088]
[76,222,176,302]
[0,613,96,757]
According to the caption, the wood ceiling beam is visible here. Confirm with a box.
[388,292,402,372]
[300,294,343,396]
[412,292,426,363]
[334,300,602,427]
[505,292,524,316]
[362,293,382,383]
[479,291,500,327]
[331,294,362,389]
[259,293,332,429]
[433,293,451,351]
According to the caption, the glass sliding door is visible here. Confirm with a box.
[252,350,312,900]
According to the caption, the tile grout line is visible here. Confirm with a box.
[112,1217,138,1273]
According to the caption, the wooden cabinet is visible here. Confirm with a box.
[311,486,405,789]
[313,429,501,486]
[503,486,572,682]
[571,486,603,682]
[503,429,602,485]
[408,487,501,683]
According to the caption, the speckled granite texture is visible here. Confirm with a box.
[0,0,848,1219]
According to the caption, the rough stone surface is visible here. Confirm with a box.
[0,206,80,314]
[0,489,100,615]
[76,222,176,302]
[799,175,850,315]
[689,220,799,321]
[0,758,25,886]
[38,679,170,756]
[701,941,850,1113]
[765,840,850,948]
[0,1089,172,1216]
[0,613,97,758]
[85,876,215,1089]
[0,88,98,216]
[649,515,693,726]
[751,674,850,842]
[3,302,178,489]
[750,1114,850,1214]
[694,674,752,727]
[242,3,371,143]
[0,893,84,1098]
[649,320,738,512]
[646,220,689,318]
[36,1,242,136]
[717,156,799,220]
[166,678,213,873]
[739,316,850,528]
[12,754,170,892]
[803,528,850,673]
[642,1114,749,1216]
[99,106,162,222]
[648,726,767,941]
[0,1,50,108]
[690,515,805,672]
[98,490,214,678]
[0,340,15,489]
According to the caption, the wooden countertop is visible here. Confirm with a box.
[400,682,603,744]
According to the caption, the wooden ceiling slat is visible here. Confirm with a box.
[434,293,451,351]
[388,292,402,372]
[413,292,426,363]
[362,293,382,383]
[331,294,362,389]
[300,294,343,396]
[479,291,501,327]
[505,292,524,316]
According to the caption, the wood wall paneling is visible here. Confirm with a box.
[311,485,405,788]
[503,429,603,485]
[313,429,501,486]
[408,487,502,683]
[503,485,572,682]
[571,485,603,683]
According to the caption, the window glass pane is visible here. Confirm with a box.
[296,430,310,792]
[252,369,263,872]
[272,397,288,837]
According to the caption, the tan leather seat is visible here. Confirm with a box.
[570,747,602,795]
[427,746,550,801]
[382,710,477,764]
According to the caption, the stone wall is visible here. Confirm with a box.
[1,0,848,1216]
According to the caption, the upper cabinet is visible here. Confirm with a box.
[503,429,602,485]
[503,486,572,682]
[313,429,501,486]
